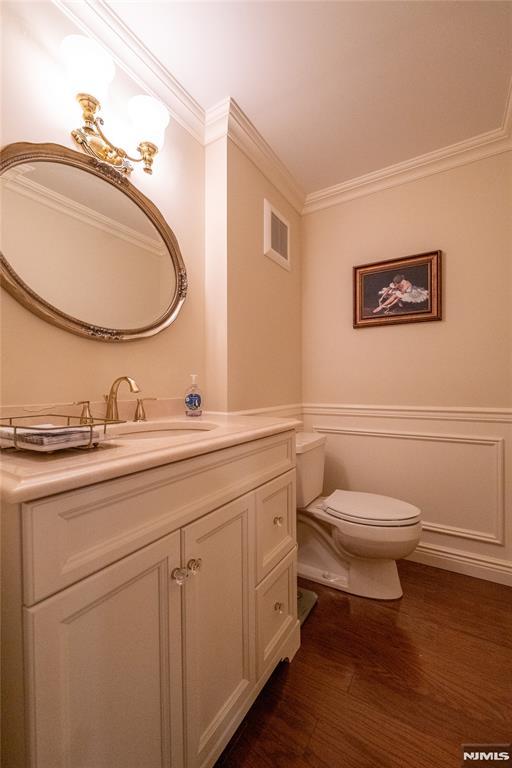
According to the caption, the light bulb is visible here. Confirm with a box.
[128,95,170,149]
[60,34,116,104]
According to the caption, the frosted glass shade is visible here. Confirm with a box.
[60,35,115,103]
[128,95,170,149]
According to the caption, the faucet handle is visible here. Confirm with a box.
[74,400,94,425]
[133,397,157,422]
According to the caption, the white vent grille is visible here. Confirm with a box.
[271,212,288,260]
[264,199,291,271]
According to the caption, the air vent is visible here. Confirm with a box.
[264,199,291,270]
[271,212,288,259]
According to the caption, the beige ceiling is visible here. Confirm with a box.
[103,2,511,194]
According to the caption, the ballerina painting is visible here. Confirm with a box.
[353,251,442,328]
[373,274,429,314]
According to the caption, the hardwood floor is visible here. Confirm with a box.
[215,561,512,768]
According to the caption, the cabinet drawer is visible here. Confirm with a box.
[254,470,296,582]
[22,431,295,605]
[255,547,298,677]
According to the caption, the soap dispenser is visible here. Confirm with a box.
[185,374,203,417]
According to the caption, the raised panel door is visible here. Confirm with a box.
[24,532,183,768]
[182,494,255,768]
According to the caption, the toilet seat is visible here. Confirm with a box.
[322,490,421,527]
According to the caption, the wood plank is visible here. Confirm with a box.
[215,561,512,768]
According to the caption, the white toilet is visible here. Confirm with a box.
[296,432,422,600]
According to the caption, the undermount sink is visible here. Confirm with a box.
[112,420,219,441]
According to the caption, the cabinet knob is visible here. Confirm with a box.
[187,558,202,575]
[274,601,284,614]
[273,516,284,528]
[171,567,188,586]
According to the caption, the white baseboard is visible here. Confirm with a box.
[407,544,512,587]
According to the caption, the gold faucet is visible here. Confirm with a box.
[105,376,140,421]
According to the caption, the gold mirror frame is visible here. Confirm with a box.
[0,142,187,342]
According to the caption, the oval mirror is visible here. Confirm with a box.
[0,142,187,341]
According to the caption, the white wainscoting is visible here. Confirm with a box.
[302,404,512,587]
[217,404,304,420]
[313,426,504,545]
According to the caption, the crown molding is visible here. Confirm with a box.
[206,98,305,213]
[204,98,231,145]
[52,0,205,144]
[228,99,305,213]
[303,130,512,215]
[52,1,305,211]
[51,2,511,214]
[3,171,166,257]
[303,76,512,214]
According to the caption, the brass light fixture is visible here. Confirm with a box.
[61,35,169,176]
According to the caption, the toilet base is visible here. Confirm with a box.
[297,558,403,600]
[298,512,404,600]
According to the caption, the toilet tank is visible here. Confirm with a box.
[295,432,326,508]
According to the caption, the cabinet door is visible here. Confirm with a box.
[24,532,183,768]
[182,494,255,768]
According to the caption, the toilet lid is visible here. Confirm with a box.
[322,490,421,527]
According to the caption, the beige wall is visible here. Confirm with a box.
[0,3,303,413]
[204,137,229,411]
[0,2,205,407]
[302,152,512,585]
[302,153,512,407]
[226,141,302,411]
[2,0,510,589]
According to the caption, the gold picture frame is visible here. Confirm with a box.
[353,250,442,328]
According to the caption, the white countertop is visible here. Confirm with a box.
[0,414,300,504]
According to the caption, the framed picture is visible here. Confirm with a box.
[353,250,442,328]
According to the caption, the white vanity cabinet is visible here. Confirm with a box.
[2,429,300,768]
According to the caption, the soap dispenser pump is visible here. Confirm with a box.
[185,374,202,417]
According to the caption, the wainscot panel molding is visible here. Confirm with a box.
[302,403,512,587]
[312,426,505,546]
[216,403,304,419]
[302,403,512,424]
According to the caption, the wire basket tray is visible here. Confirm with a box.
[0,414,125,452]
